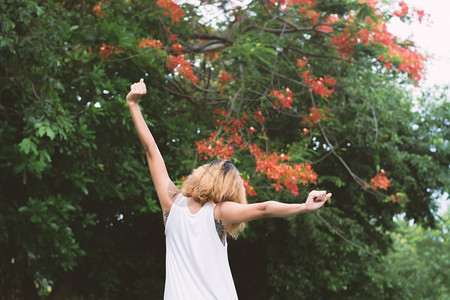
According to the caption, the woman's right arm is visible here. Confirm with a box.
[126,79,179,213]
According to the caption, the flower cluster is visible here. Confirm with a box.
[301,105,331,128]
[195,132,235,161]
[266,0,320,23]
[296,56,308,68]
[297,57,337,98]
[99,43,123,59]
[413,9,427,24]
[196,109,251,160]
[169,34,178,43]
[242,178,257,196]
[156,0,185,25]
[385,47,425,82]
[358,0,378,9]
[195,107,317,196]
[172,43,184,52]
[367,169,391,190]
[391,0,429,23]
[138,38,163,49]
[316,14,339,33]
[253,109,266,125]
[166,54,199,84]
[270,88,294,110]
[392,1,408,18]
[164,27,179,43]
[328,5,426,82]
[93,2,106,17]
[303,71,337,98]
[213,109,248,148]
[249,144,318,196]
[299,6,320,23]
[218,70,234,95]
[377,54,393,70]
[390,193,404,204]
[330,29,356,60]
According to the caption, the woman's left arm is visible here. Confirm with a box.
[215,190,332,226]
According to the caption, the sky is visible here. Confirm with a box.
[387,0,450,88]
[388,0,449,215]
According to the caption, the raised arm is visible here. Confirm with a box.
[126,79,179,213]
[215,190,332,226]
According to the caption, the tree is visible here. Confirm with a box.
[369,210,450,300]
[0,0,448,298]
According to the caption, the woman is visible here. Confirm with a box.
[126,79,332,299]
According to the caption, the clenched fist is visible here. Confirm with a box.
[126,79,147,104]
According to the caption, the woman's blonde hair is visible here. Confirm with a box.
[181,160,247,239]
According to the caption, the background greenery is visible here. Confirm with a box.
[0,0,448,299]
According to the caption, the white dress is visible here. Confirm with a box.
[164,194,238,300]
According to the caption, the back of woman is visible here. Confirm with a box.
[164,194,238,300]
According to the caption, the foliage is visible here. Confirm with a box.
[0,0,448,298]
[371,211,450,300]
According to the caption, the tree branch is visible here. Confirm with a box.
[191,33,234,44]
[313,211,379,257]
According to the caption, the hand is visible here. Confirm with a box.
[126,79,147,104]
[304,190,332,212]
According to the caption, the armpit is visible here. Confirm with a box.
[167,180,181,203]
[214,218,226,245]
[163,210,170,227]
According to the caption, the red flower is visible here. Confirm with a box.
[296,57,308,68]
[218,70,235,94]
[172,43,184,52]
[301,68,337,98]
[99,43,114,59]
[271,88,294,110]
[328,5,425,83]
[253,109,266,124]
[166,54,199,84]
[156,0,185,25]
[393,1,409,18]
[195,133,235,161]
[301,106,331,128]
[219,70,234,84]
[390,193,404,204]
[93,2,106,18]
[368,170,391,190]
[249,143,317,195]
[358,0,378,9]
[169,34,178,43]
[316,24,333,33]
[138,38,163,49]
[242,178,257,196]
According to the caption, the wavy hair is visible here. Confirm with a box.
[181,160,247,238]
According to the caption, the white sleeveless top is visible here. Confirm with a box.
[164,194,238,300]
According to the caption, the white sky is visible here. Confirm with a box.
[387,0,450,87]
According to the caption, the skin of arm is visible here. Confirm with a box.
[215,190,332,227]
[126,79,179,213]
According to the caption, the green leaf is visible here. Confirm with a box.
[19,138,33,155]
[46,127,56,140]
[30,214,42,223]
